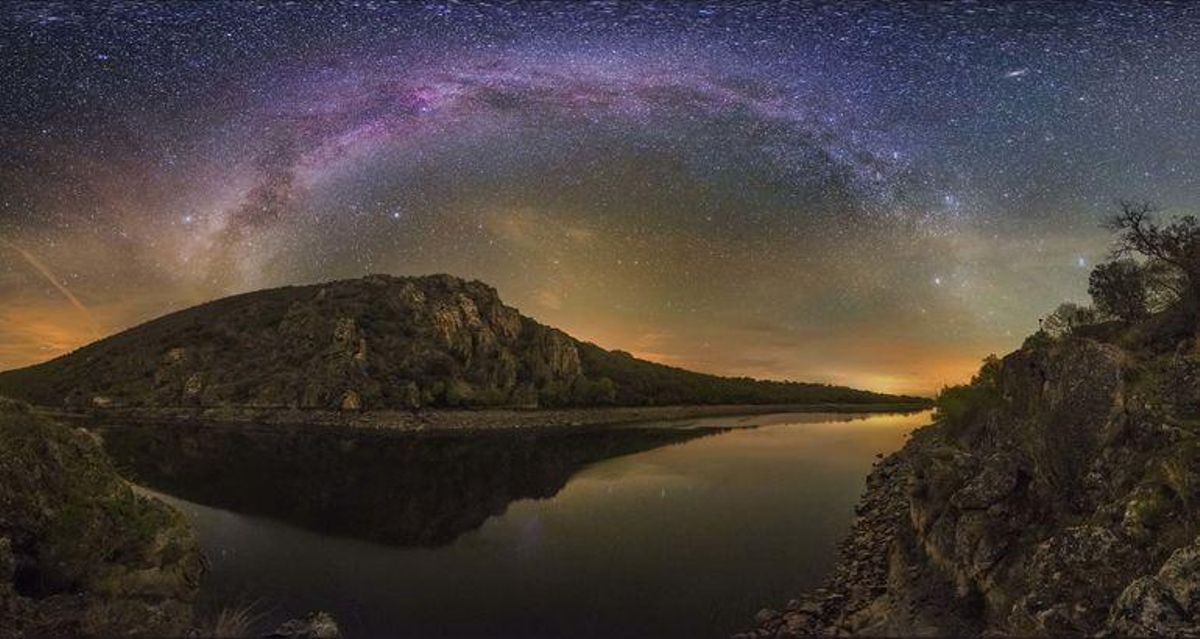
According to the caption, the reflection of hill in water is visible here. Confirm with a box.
[101,423,721,547]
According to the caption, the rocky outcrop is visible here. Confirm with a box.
[0,398,202,637]
[0,274,585,411]
[1108,539,1200,636]
[748,336,1200,637]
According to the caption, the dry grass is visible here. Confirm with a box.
[202,601,264,638]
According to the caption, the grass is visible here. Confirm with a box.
[202,601,264,638]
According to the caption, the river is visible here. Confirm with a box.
[113,409,932,638]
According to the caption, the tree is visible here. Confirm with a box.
[1042,303,1097,338]
[570,376,617,405]
[1106,201,1199,307]
[933,354,1002,436]
[1089,259,1149,323]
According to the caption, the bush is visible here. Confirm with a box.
[1042,303,1097,338]
[934,355,1002,436]
[1089,259,1150,323]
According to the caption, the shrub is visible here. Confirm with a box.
[1089,259,1150,323]
[1042,303,1098,338]
[934,355,1002,436]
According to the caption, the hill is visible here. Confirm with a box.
[0,274,924,411]
[747,305,1200,637]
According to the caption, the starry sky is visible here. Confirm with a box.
[1,1,1198,395]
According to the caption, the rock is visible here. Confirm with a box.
[340,390,362,411]
[265,611,341,638]
[183,372,204,398]
[0,396,28,413]
[0,400,202,636]
[1108,576,1188,636]
[754,608,778,624]
[331,317,359,350]
[1158,541,1200,612]
[1107,539,1200,636]
[0,537,13,597]
[1010,525,1144,634]
[1165,352,1200,415]
[165,347,188,364]
[949,453,1020,510]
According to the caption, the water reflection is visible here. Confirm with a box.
[120,410,929,638]
[101,422,722,546]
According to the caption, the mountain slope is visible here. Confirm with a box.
[0,274,924,411]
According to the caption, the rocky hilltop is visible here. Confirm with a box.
[748,320,1200,637]
[0,274,921,412]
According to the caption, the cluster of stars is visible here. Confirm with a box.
[1,1,1198,394]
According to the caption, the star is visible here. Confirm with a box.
[0,0,1196,397]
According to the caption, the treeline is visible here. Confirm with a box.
[937,200,1200,423]
[572,343,923,407]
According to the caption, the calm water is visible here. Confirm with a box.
[140,410,930,638]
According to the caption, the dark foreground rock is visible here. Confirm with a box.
[0,398,202,637]
[746,336,1200,637]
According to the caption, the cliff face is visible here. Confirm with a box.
[749,336,1200,637]
[0,399,202,637]
[0,274,921,411]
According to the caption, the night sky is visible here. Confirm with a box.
[2,1,1198,395]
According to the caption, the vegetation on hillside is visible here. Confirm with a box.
[0,397,201,636]
[575,343,910,407]
[768,202,1200,638]
[0,274,925,411]
[937,200,1200,425]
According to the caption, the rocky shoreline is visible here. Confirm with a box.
[743,437,982,637]
[745,336,1200,637]
[0,397,343,638]
[0,398,202,637]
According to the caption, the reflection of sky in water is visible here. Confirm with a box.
[164,410,930,638]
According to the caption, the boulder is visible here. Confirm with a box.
[1108,539,1200,636]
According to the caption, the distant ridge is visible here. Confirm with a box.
[0,274,927,411]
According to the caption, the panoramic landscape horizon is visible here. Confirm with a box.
[5,2,1200,638]
[5,1,1197,396]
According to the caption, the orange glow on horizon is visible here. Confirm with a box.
[1,278,991,398]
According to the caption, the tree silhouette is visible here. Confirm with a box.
[1106,201,1200,308]
[1089,259,1148,323]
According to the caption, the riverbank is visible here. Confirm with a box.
[745,336,1200,637]
[154,410,932,638]
[35,401,929,433]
